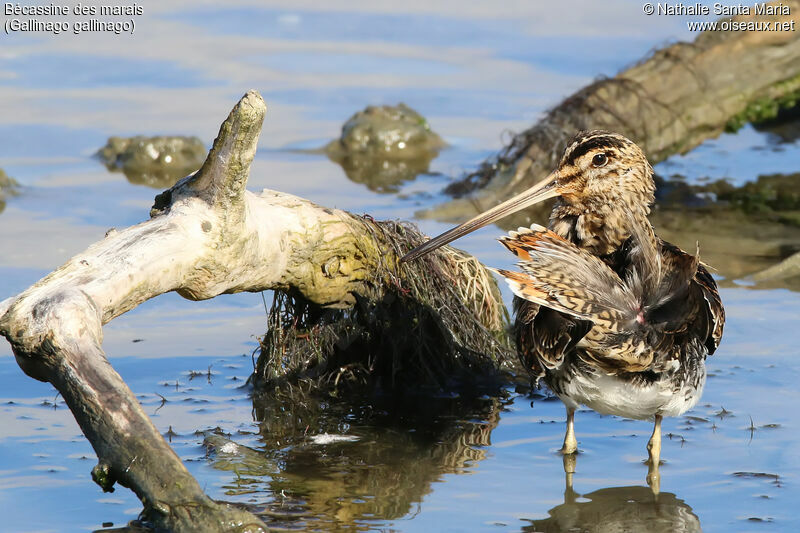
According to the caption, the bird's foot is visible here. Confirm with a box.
[560,434,578,455]
[646,440,662,464]
[646,414,662,464]
[560,443,577,455]
[646,414,663,495]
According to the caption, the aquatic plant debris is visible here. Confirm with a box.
[254,217,514,394]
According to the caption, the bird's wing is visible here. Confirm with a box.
[499,225,725,377]
[696,265,725,354]
[513,297,592,379]
[494,225,639,331]
[656,241,725,356]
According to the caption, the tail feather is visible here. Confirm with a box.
[625,214,700,312]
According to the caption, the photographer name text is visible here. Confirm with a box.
[649,2,790,16]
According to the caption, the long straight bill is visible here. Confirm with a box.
[401,171,561,262]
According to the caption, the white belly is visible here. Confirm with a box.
[557,368,705,420]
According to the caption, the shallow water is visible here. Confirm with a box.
[1,1,800,531]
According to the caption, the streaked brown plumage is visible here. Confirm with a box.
[401,131,725,484]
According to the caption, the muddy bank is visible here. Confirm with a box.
[658,172,800,225]
[324,103,445,193]
[96,135,207,189]
[0,169,19,214]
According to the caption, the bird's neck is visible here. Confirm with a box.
[548,201,650,257]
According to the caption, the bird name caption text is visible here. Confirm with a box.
[3,3,143,35]
[642,2,796,32]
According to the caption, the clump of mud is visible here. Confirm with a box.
[325,103,446,193]
[96,135,206,189]
[253,217,515,395]
[0,169,19,214]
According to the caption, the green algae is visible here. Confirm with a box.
[725,74,800,133]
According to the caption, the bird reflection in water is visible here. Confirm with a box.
[522,455,701,533]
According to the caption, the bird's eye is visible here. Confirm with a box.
[592,153,608,167]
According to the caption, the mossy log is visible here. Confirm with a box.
[433,0,800,219]
[0,91,508,532]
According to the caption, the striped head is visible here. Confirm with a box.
[401,131,655,263]
[555,130,655,215]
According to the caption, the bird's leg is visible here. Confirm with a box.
[647,414,662,494]
[561,407,578,454]
[647,414,662,463]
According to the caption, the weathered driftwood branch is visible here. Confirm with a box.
[0,92,274,532]
[433,0,800,219]
[0,91,508,531]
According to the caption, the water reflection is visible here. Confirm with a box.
[96,135,206,189]
[327,149,440,193]
[204,389,704,533]
[521,483,701,533]
[0,168,19,215]
[754,107,800,144]
[205,390,505,529]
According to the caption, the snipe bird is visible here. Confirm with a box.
[402,131,724,477]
